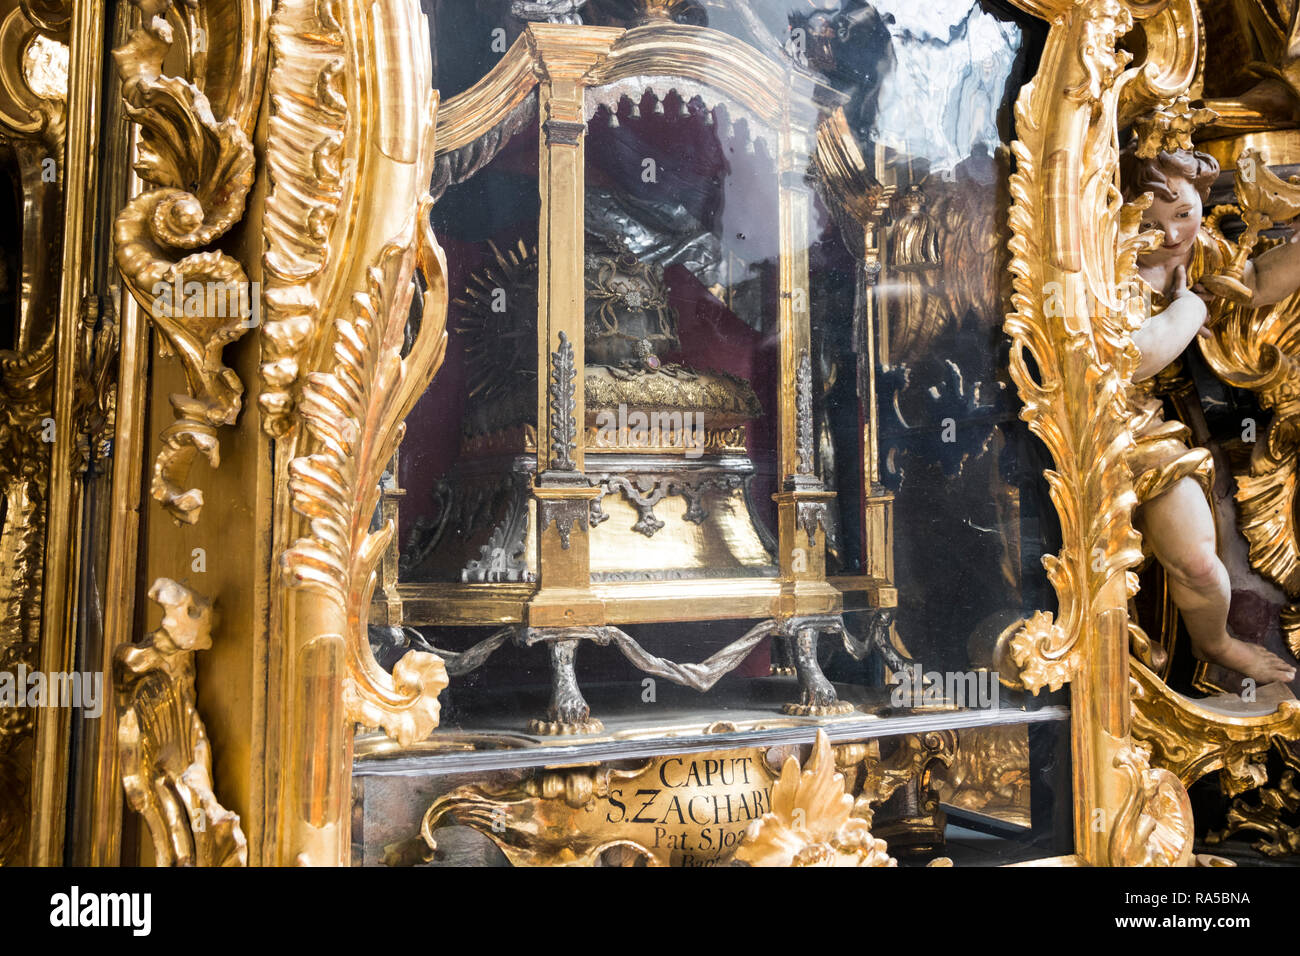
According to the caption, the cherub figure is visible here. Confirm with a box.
[1121,141,1300,685]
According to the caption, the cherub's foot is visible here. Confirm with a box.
[1194,634,1297,684]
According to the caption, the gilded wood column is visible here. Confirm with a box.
[527,25,619,628]
[773,133,840,620]
[859,217,896,606]
[30,0,104,865]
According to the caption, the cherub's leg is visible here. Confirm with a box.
[1138,477,1296,684]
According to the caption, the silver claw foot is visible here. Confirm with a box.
[782,625,853,716]
[529,637,604,735]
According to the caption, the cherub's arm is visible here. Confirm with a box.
[1241,231,1300,306]
[1133,265,1209,381]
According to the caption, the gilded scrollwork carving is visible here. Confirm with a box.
[414,746,779,867]
[837,731,957,829]
[1001,0,1204,865]
[264,0,449,863]
[1109,739,1195,867]
[1130,659,1300,793]
[0,0,67,867]
[1208,760,1300,858]
[259,0,348,436]
[114,578,247,866]
[0,335,52,864]
[17,0,67,37]
[935,726,1032,825]
[111,0,260,524]
[0,0,65,145]
[282,188,451,747]
[409,731,896,867]
[1003,0,1146,696]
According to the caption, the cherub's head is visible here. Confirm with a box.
[1120,144,1219,267]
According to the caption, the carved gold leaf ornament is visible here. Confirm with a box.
[115,579,247,866]
[0,0,74,865]
[734,731,895,867]
[1131,95,1217,158]
[1001,5,1145,693]
[0,1,66,141]
[1208,761,1300,858]
[840,731,957,829]
[112,0,257,524]
[1008,609,1071,694]
[283,186,450,747]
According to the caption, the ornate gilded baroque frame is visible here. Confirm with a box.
[92,0,1227,865]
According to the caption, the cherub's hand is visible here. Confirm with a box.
[1171,264,1195,299]
[1191,281,1215,335]
[1170,265,1212,336]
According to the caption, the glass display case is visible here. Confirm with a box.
[350,0,1070,867]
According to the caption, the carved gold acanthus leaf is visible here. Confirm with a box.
[735,730,896,867]
[115,578,247,866]
[112,0,260,524]
[282,105,451,745]
[1130,95,1216,158]
[1006,609,1074,693]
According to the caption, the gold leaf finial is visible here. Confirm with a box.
[1132,96,1218,158]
